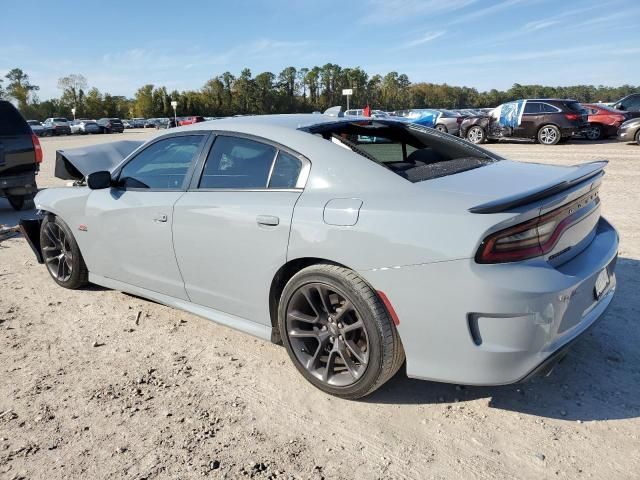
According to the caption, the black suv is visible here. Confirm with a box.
[0,101,42,210]
[97,118,125,134]
[460,99,589,145]
[611,94,640,119]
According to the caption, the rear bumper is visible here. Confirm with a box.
[359,217,619,385]
[0,170,38,196]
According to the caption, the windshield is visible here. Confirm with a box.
[304,120,498,183]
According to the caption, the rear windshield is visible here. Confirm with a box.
[304,120,498,183]
[0,101,31,135]
[110,118,122,123]
[53,117,68,122]
[564,102,586,113]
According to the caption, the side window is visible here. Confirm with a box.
[118,135,204,189]
[540,103,559,113]
[269,151,303,189]
[524,102,541,114]
[199,136,277,189]
[627,96,640,110]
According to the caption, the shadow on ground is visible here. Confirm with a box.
[367,257,640,421]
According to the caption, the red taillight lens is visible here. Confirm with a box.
[476,189,600,264]
[564,113,580,121]
[31,133,43,163]
[457,117,463,125]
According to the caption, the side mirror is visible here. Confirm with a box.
[87,171,112,190]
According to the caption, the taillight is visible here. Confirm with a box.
[476,189,600,264]
[107,123,112,128]
[31,133,43,163]
[564,113,580,121]
[457,117,463,125]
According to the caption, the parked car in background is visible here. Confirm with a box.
[1,101,42,210]
[43,117,72,136]
[131,118,146,128]
[122,120,133,129]
[581,104,629,140]
[617,117,640,145]
[391,109,463,135]
[179,116,205,126]
[72,120,101,135]
[97,118,125,134]
[611,94,640,119]
[460,99,589,145]
[144,118,159,128]
[344,109,389,118]
[27,120,52,137]
[23,114,618,398]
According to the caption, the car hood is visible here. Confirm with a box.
[54,140,145,180]
[420,159,605,212]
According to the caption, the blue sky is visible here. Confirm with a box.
[2,0,639,99]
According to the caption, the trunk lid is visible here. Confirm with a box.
[424,159,605,265]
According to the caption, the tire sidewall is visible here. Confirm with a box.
[278,269,386,398]
[40,216,86,289]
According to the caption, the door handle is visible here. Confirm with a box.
[154,213,168,223]
[256,215,279,227]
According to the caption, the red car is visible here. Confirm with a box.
[582,104,628,140]
[179,116,205,126]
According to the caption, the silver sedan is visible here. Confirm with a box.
[22,114,618,398]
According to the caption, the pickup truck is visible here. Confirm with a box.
[1,101,42,210]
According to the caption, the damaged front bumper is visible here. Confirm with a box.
[19,215,44,263]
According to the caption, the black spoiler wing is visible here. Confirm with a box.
[469,160,607,214]
[55,140,145,180]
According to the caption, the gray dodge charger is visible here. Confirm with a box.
[21,114,618,399]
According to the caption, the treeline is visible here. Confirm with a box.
[2,66,639,120]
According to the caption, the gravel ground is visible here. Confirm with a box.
[1,131,639,479]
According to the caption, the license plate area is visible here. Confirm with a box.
[594,268,610,300]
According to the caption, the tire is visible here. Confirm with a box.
[40,215,89,289]
[537,124,561,145]
[466,126,486,144]
[635,129,640,145]
[435,124,448,133]
[585,123,603,141]
[278,264,404,399]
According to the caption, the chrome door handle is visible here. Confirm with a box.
[256,215,279,227]
[154,213,168,223]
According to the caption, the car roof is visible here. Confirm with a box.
[525,98,579,102]
[181,113,383,131]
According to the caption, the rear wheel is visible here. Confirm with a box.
[635,129,640,145]
[466,126,486,144]
[585,123,603,141]
[278,264,404,399]
[40,215,88,289]
[435,124,448,133]
[538,124,561,145]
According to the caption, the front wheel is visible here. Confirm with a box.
[40,215,89,289]
[635,129,640,145]
[466,126,486,144]
[278,264,404,399]
[538,124,561,145]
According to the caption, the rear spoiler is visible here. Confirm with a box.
[469,160,607,214]
[55,140,145,180]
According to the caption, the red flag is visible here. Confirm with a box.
[363,105,371,117]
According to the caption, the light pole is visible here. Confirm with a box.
[171,100,178,127]
[71,107,76,121]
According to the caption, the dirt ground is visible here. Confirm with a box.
[1,131,639,480]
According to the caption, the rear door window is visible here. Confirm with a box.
[199,136,277,189]
[524,102,542,114]
[0,102,30,135]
